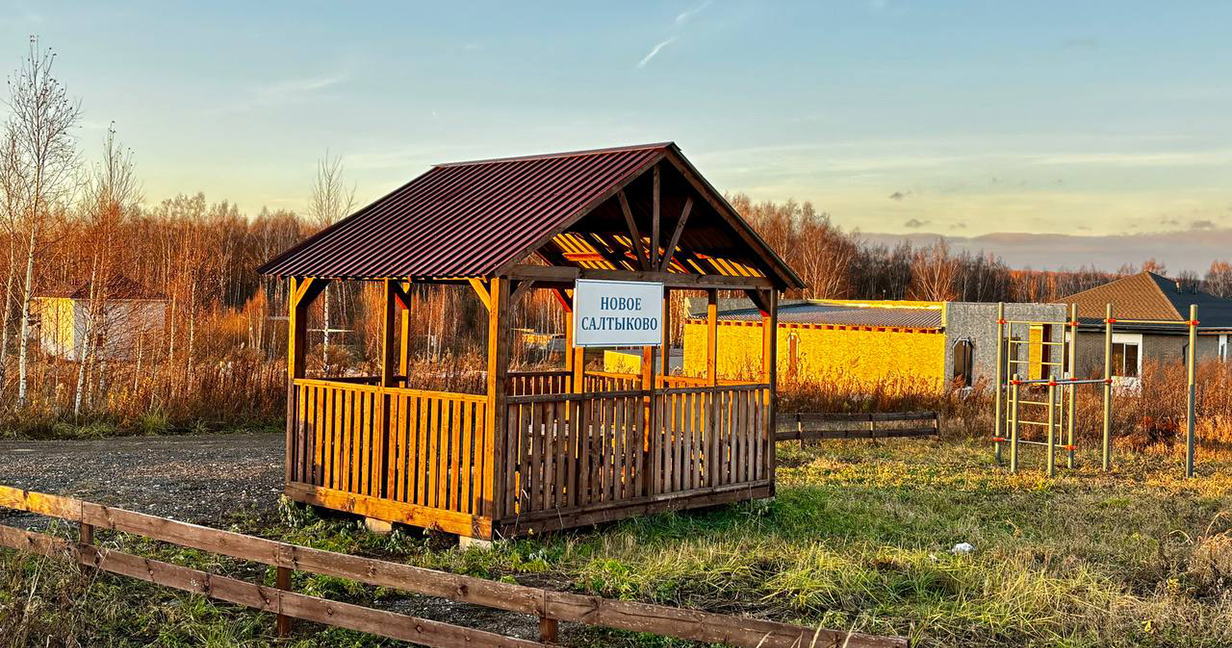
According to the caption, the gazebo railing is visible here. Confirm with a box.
[501,383,771,526]
[290,379,489,518]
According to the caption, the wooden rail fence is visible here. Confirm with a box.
[0,485,906,648]
[776,411,940,443]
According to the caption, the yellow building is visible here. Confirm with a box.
[683,299,947,391]
[610,298,1068,393]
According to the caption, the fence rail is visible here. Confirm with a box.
[775,411,940,442]
[0,485,907,648]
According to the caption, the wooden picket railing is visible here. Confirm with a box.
[775,411,941,442]
[290,379,488,519]
[508,370,571,396]
[502,384,772,521]
[0,485,908,648]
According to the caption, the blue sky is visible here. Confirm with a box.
[3,1,1230,268]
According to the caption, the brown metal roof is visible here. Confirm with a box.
[38,275,165,301]
[257,142,804,289]
[1064,271,1232,330]
[693,300,943,330]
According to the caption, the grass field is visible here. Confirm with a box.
[2,437,1231,648]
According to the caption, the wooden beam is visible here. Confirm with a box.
[761,289,778,487]
[483,278,512,523]
[651,164,661,268]
[617,190,649,270]
[508,265,774,290]
[468,278,493,311]
[509,279,536,306]
[706,289,718,386]
[745,288,770,314]
[661,149,802,290]
[381,280,398,388]
[399,281,412,379]
[659,196,693,272]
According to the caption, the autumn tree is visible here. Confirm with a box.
[907,239,958,301]
[5,37,81,406]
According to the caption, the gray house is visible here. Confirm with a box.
[1064,271,1232,378]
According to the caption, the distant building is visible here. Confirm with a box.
[32,276,167,362]
[603,298,1064,392]
[1063,271,1232,378]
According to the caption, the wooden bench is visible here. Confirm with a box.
[776,411,940,443]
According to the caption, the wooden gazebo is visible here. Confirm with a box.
[258,142,804,541]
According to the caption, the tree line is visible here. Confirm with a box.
[2,37,1231,433]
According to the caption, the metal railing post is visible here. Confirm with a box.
[1102,303,1113,471]
[1046,381,1057,478]
[1009,374,1020,473]
[1066,303,1077,468]
[1186,304,1198,478]
[994,302,1005,446]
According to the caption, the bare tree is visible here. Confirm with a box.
[0,128,22,389]
[5,37,82,406]
[72,125,138,415]
[907,238,958,301]
[1204,261,1232,297]
[307,151,355,374]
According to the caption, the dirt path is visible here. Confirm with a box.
[0,432,284,528]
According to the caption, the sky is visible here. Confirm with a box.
[2,1,1230,272]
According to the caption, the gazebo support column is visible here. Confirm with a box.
[760,289,779,492]
[481,277,512,541]
[286,277,328,485]
[706,289,718,385]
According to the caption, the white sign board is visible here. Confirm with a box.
[572,279,663,347]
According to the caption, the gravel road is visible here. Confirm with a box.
[0,432,284,529]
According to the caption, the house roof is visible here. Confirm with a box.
[1063,271,1232,331]
[257,142,804,289]
[689,298,944,330]
[39,276,165,301]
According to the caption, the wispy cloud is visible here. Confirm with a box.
[637,38,676,68]
[208,72,348,115]
[676,0,714,24]
[253,73,348,104]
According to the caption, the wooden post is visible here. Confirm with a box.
[1102,303,1113,471]
[651,164,661,269]
[381,280,398,388]
[376,280,399,499]
[275,565,293,638]
[78,521,94,575]
[706,289,718,386]
[761,290,778,486]
[483,278,512,526]
[1186,304,1197,478]
[399,281,412,385]
[286,277,326,485]
[539,616,559,644]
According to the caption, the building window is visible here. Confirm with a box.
[1111,341,1140,377]
[953,339,974,387]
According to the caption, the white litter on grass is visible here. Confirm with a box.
[951,542,974,554]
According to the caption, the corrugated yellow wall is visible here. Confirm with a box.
[31,297,77,359]
[682,321,946,391]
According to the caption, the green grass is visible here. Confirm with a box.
[3,439,1231,647]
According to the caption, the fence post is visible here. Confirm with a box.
[78,521,94,575]
[539,616,559,644]
[276,565,293,639]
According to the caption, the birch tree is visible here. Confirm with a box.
[5,38,81,406]
[307,151,354,374]
[73,125,137,415]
